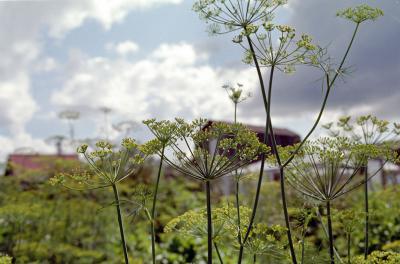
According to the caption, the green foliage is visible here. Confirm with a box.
[0,255,12,264]
[164,203,251,241]
[352,251,400,263]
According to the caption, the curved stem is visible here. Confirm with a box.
[206,181,213,264]
[364,165,369,260]
[327,200,335,264]
[283,23,361,168]
[150,146,165,264]
[112,184,129,264]
[214,242,224,264]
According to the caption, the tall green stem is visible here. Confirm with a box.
[279,167,297,264]
[327,200,335,264]
[235,180,242,244]
[233,102,243,254]
[151,146,165,264]
[347,233,351,264]
[112,184,129,264]
[237,36,272,264]
[206,180,213,264]
[364,166,369,259]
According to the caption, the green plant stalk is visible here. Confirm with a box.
[282,23,360,167]
[327,200,335,264]
[237,35,274,264]
[316,209,344,264]
[279,166,298,264]
[347,233,351,264]
[151,145,165,264]
[214,242,224,264]
[233,102,243,249]
[301,231,306,264]
[112,183,129,264]
[245,33,300,263]
[364,166,369,260]
[235,180,242,247]
[206,180,213,264]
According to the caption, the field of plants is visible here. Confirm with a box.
[1,1,400,263]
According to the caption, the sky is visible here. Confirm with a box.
[0,0,399,161]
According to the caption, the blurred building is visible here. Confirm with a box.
[4,154,79,176]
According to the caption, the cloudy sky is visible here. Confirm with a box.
[0,0,399,160]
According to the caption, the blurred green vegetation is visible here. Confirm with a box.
[1,157,400,263]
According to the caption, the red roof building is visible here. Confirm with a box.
[4,154,79,176]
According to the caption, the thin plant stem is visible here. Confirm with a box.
[206,180,213,264]
[326,200,335,264]
[237,35,273,264]
[253,254,256,263]
[347,233,351,264]
[244,34,298,264]
[280,166,297,264]
[112,184,129,264]
[235,180,242,246]
[234,102,237,123]
[316,209,344,264]
[233,103,243,253]
[282,23,360,168]
[150,145,165,264]
[300,218,307,264]
[214,242,224,264]
[364,165,369,260]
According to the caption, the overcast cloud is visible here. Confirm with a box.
[0,0,398,160]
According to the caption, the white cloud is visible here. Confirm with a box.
[45,0,183,38]
[106,41,139,56]
[0,73,37,135]
[52,42,259,126]
[34,57,58,73]
[0,0,183,160]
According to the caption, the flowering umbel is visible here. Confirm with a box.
[163,118,270,181]
[275,137,387,202]
[193,0,287,35]
[50,138,145,188]
[337,5,383,24]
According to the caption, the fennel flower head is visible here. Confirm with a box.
[277,137,386,202]
[50,138,145,189]
[149,118,270,182]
